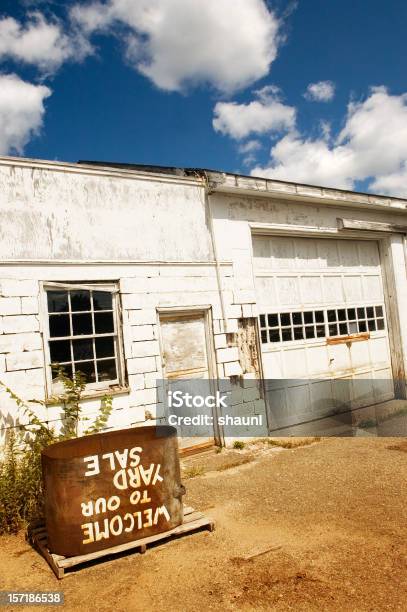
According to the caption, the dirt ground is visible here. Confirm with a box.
[0,437,406,611]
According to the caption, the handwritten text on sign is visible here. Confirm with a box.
[80,446,170,545]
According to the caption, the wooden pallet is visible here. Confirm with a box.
[29,506,214,579]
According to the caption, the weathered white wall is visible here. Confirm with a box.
[0,161,268,447]
[0,163,213,261]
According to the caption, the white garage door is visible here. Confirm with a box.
[253,236,394,427]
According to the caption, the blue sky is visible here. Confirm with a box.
[0,1,407,196]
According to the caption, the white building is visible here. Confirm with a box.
[1,155,407,450]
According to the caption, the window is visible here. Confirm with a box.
[45,283,123,392]
[259,305,385,345]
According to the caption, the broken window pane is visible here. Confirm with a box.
[339,323,348,335]
[304,311,313,324]
[47,291,69,313]
[358,320,367,332]
[305,326,315,338]
[95,312,114,334]
[49,314,70,338]
[97,359,117,381]
[280,313,291,326]
[93,291,113,311]
[338,309,347,321]
[72,313,93,335]
[292,312,302,325]
[375,305,383,318]
[71,290,91,311]
[72,339,93,361]
[267,314,278,327]
[327,310,336,322]
[316,325,325,337]
[49,340,71,364]
[269,329,280,343]
[281,328,292,341]
[95,336,115,359]
[76,360,96,383]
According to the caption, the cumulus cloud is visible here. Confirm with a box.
[0,74,51,155]
[0,12,91,73]
[213,87,296,139]
[251,87,407,196]
[70,0,280,92]
[238,140,262,154]
[304,80,335,102]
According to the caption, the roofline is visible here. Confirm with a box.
[208,171,407,214]
[0,154,406,214]
[0,155,204,188]
[79,160,407,213]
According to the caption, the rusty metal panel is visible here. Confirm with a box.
[42,426,185,557]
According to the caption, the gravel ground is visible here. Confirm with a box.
[0,437,406,611]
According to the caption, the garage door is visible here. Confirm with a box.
[253,236,394,428]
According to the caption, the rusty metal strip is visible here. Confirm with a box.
[326,332,370,345]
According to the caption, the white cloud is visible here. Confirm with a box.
[70,0,280,92]
[238,140,262,154]
[252,132,355,189]
[304,80,335,102]
[213,88,296,139]
[0,74,51,155]
[238,139,263,167]
[0,12,91,73]
[370,163,407,195]
[250,87,407,196]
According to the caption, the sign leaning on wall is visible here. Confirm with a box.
[42,426,185,557]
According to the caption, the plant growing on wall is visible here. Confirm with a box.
[0,370,113,535]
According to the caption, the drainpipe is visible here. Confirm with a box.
[203,171,228,331]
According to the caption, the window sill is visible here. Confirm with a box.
[45,384,130,406]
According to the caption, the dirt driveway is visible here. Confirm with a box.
[1,437,406,611]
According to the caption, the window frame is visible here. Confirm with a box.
[41,281,126,398]
[259,303,386,347]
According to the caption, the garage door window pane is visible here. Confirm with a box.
[280,313,291,326]
[282,329,292,341]
[304,312,313,324]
